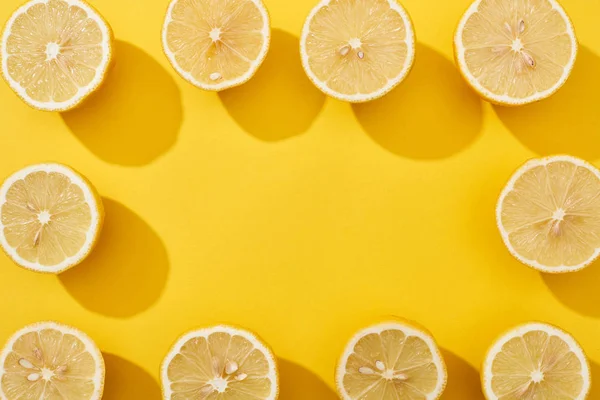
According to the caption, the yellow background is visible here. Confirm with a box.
[0,0,599,398]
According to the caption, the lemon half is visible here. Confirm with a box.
[161,325,279,399]
[1,0,113,111]
[454,0,577,105]
[336,320,447,399]
[0,163,104,274]
[0,321,105,400]
[300,0,415,103]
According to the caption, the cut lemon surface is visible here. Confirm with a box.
[162,0,270,91]
[454,0,577,105]
[1,0,113,111]
[497,155,600,273]
[300,0,415,102]
[161,325,279,399]
[0,163,104,274]
[0,321,105,400]
[336,320,447,399]
[482,322,590,399]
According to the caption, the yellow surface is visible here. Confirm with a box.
[0,0,599,398]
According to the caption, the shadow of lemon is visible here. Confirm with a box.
[495,46,600,161]
[59,198,169,318]
[279,359,337,400]
[103,353,161,400]
[219,29,326,142]
[61,40,182,166]
[352,43,483,160]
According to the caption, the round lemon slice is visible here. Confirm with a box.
[0,321,105,400]
[336,320,447,399]
[162,0,271,91]
[1,0,113,111]
[454,0,577,105]
[0,163,104,274]
[483,322,590,399]
[161,325,279,399]
[497,155,600,273]
[300,0,415,103]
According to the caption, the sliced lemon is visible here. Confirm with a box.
[161,325,279,399]
[0,163,104,274]
[454,0,577,105]
[336,320,447,399]
[162,0,270,91]
[497,155,600,273]
[1,0,113,111]
[300,0,415,103]
[0,321,105,400]
[483,322,590,399]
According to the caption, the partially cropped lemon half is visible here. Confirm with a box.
[161,325,279,399]
[454,0,577,105]
[497,155,600,273]
[0,163,104,274]
[1,0,113,111]
[336,319,447,399]
[482,322,590,399]
[162,0,271,91]
[300,0,416,103]
[0,321,105,400]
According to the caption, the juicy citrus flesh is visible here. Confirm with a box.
[163,0,269,90]
[1,168,94,269]
[2,0,110,109]
[498,157,600,271]
[163,328,277,399]
[485,325,588,399]
[302,0,414,102]
[339,326,445,399]
[457,0,576,104]
[0,323,103,400]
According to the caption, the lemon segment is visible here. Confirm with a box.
[0,321,105,400]
[162,0,271,91]
[1,0,113,111]
[300,0,415,103]
[496,155,600,273]
[161,325,279,399]
[482,322,590,400]
[336,320,447,400]
[454,0,577,105]
[0,163,103,274]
